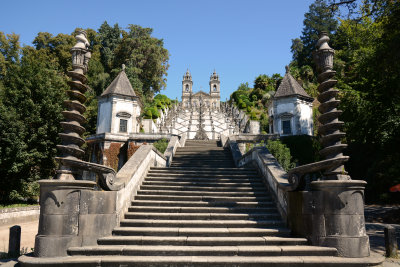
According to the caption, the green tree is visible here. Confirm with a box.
[98,21,121,74]
[290,38,304,62]
[113,25,169,101]
[0,44,66,203]
[297,0,338,67]
[254,74,269,91]
[335,1,400,203]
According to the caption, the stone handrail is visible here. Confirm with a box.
[114,144,166,224]
[237,146,290,222]
[222,135,242,167]
[222,134,298,222]
[164,135,181,167]
[179,132,187,147]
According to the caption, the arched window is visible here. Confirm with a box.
[213,85,217,91]
[185,84,189,92]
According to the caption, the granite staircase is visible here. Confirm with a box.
[33,140,378,266]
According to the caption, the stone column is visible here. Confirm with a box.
[311,32,370,257]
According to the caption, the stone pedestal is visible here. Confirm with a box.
[310,180,370,258]
[34,180,95,257]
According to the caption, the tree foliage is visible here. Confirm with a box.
[295,0,338,67]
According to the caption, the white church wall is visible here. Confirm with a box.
[142,119,158,133]
[97,100,112,134]
[111,98,137,134]
[298,101,313,135]
[271,97,313,136]
[276,101,295,115]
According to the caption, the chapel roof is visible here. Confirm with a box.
[193,90,210,97]
[101,66,137,98]
[274,67,313,101]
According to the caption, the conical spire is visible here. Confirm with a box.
[101,66,136,97]
[274,66,312,101]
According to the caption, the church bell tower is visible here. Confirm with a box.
[209,70,220,109]
[182,69,193,108]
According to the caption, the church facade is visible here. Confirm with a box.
[181,70,221,110]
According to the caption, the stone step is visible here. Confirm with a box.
[68,245,337,257]
[19,254,384,267]
[174,150,228,153]
[170,162,234,165]
[131,200,275,207]
[172,158,233,162]
[172,155,231,159]
[128,206,279,214]
[171,161,235,165]
[112,227,291,237]
[150,167,253,172]
[172,157,231,161]
[173,152,230,156]
[141,183,267,189]
[170,161,235,165]
[177,144,223,147]
[124,212,281,220]
[137,190,268,197]
[177,148,225,151]
[146,172,259,178]
[97,236,308,246]
[140,185,266,192]
[142,180,264,187]
[172,159,233,163]
[119,219,284,228]
[134,195,272,202]
[181,146,221,149]
[185,141,219,143]
[174,152,228,155]
[184,144,220,147]
[146,177,262,183]
[170,164,236,167]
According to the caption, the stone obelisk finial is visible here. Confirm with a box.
[55,30,91,180]
[313,32,349,180]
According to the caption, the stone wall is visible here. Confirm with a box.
[0,206,40,226]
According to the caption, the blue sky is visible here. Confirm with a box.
[1,0,315,100]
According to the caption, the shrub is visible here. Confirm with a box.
[280,135,320,165]
[260,117,269,132]
[250,111,257,120]
[149,107,160,119]
[266,140,295,171]
[143,109,152,119]
[238,100,246,109]
[153,138,168,153]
